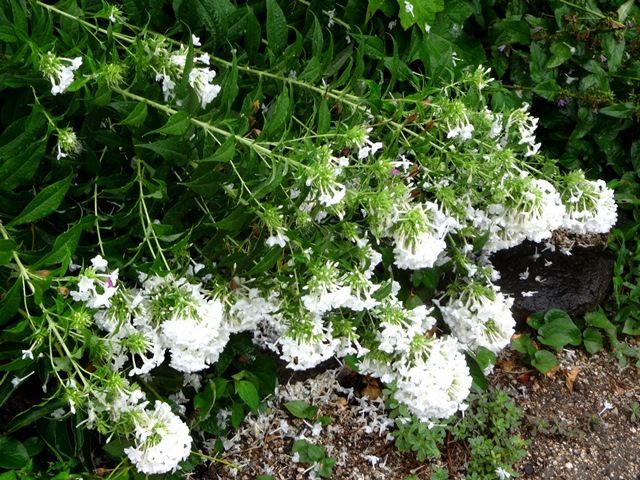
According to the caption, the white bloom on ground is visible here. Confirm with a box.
[496,466,511,479]
[40,52,82,95]
[393,336,472,420]
[560,171,617,234]
[124,401,191,474]
[440,281,514,354]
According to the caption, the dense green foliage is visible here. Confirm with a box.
[0,0,638,478]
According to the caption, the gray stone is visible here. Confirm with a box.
[490,240,614,327]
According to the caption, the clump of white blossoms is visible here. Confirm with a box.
[439,280,514,354]
[40,51,82,95]
[140,274,229,373]
[560,170,618,234]
[392,336,472,420]
[124,400,192,474]
[149,41,220,108]
[476,174,566,253]
[391,202,455,269]
[70,255,119,309]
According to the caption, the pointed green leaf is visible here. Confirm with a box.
[149,111,191,136]
[9,175,71,226]
[236,380,260,411]
[266,0,288,55]
[120,102,148,127]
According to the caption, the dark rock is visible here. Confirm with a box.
[490,240,614,328]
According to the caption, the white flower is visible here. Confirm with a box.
[41,52,82,95]
[393,336,472,420]
[91,255,109,272]
[404,1,415,16]
[440,282,514,354]
[392,202,454,270]
[124,401,192,474]
[496,467,511,479]
[560,173,617,235]
[265,232,289,248]
[188,67,221,108]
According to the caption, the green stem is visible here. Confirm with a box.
[0,222,36,295]
[558,0,606,19]
[136,160,170,270]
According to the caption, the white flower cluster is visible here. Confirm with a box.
[440,281,515,354]
[560,171,618,234]
[124,400,192,474]
[151,43,220,108]
[393,337,472,420]
[70,374,191,475]
[40,51,82,95]
[391,202,456,269]
[475,176,566,253]
[71,258,230,375]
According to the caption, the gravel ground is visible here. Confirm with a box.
[194,346,640,480]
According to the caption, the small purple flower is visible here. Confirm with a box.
[556,97,570,107]
[391,168,400,176]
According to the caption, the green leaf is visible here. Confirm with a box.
[0,282,22,327]
[0,437,29,469]
[599,104,634,119]
[623,317,640,336]
[397,0,444,33]
[602,34,625,73]
[0,470,18,480]
[245,7,261,61]
[261,88,291,139]
[546,42,573,69]
[266,0,288,56]
[247,246,281,275]
[6,399,68,433]
[511,333,536,357]
[235,380,259,411]
[119,102,148,127]
[367,0,397,21]
[230,401,245,429]
[8,175,72,226]
[136,138,189,163]
[0,239,17,265]
[537,310,581,351]
[533,79,561,101]
[583,328,603,354]
[32,222,83,269]
[531,350,559,373]
[149,111,191,136]
[284,400,318,419]
[618,0,635,22]
[0,140,46,192]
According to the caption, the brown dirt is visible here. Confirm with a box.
[194,345,640,480]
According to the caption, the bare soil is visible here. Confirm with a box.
[195,345,640,480]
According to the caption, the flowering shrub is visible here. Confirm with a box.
[0,0,619,476]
